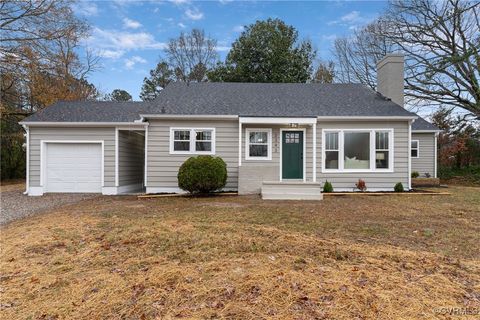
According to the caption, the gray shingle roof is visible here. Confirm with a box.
[22,101,148,122]
[22,82,421,123]
[411,116,441,131]
[144,82,417,117]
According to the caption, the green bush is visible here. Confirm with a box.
[394,182,404,192]
[323,181,333,193]
[411,171,420,178]
[177,155,227,193]
[438,165,480,184]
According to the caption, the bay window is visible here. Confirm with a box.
[170,128,215,154]
[323,129,393,172]
[246,128,271,160]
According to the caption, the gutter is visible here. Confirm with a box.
[139,114,239,120]
[316,116,418,121]
[19,121,149,127]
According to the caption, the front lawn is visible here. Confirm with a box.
[1,186,479,319]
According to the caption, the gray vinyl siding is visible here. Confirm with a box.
[118,130,145,186]
[146,119,238,189]
[411,132,436,177]
[28,127,115,187]
[317,121,410,190]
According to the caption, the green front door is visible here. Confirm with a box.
[282,131,303,179]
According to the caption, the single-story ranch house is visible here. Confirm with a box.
[20,54,440,199]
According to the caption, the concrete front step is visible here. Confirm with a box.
[261,181,323,200]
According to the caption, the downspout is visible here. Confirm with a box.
[408,119,413,190]
[22,125,30,195]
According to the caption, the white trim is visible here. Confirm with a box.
[115,128,119,187]
[28,186,44,196]
[116,125,147,131]
[146,187,237,194]
[169,127,216,155]
[245,128,272,161]
[321,128,394,173]
[20,122,149,127]
[240,117,316,124]
[238,122,242,166]
[408,121,412,190]
[144,126,148,187]
[141,114,238,120]
[117,183,143,194]
[330,188,396,192]
[22,125,30,194]
[317,116,417,121]
[146,187,187,194]
[412,130,442,133]
[434,133,438,178]
[279,128,307,182]
[312,122,317,182]
[40,140,105,191]
[102,187,118,195]
[411,139,420,158]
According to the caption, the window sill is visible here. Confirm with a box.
[170,151,215,155]
[321,169,394,173]
[245,157,272,161]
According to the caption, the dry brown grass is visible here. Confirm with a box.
[1,186,479,319]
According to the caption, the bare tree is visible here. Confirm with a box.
[0,0,100,111]
[312,60,335,83]
[382,0,480,118]
[332,21,396,90]
[332,0,480,118]
[165,29,218,82]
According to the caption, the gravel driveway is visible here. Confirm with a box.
[1,183,97,225]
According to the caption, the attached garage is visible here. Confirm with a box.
[43,142,103,193]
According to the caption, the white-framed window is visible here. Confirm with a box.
[411,140,419,158]
[169,128,215,154]
[245,128,272,160]
[375,131,390,169]
[322,129,394,172]
[325,131,339,169]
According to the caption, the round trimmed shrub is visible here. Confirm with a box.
[323,181,333,193]
[411,171,420,178]
[178,155,227,194]
[394,182,404,192]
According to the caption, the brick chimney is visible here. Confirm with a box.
[376,54,404,107]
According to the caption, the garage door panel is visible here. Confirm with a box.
[45,143,102,193]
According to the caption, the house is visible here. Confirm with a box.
[20,54,441,199]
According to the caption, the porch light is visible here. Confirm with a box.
[289,123,299,128]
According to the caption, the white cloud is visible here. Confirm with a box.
[328,10,374,29]
[86,28,166,60]
[123,18,142,29]
[216,46,232,52]
[219,0,233,4]
[185,8,204,20]
[170,0,190,5]
[233,25,245,32]
[73,2,99,16]
[341,11,360,23]
[178,22,187,28]
[124,56,147,69]
[98,49,125,59]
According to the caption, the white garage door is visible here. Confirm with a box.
[45,143,102,193]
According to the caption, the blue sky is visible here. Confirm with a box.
[74,0,387,100]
